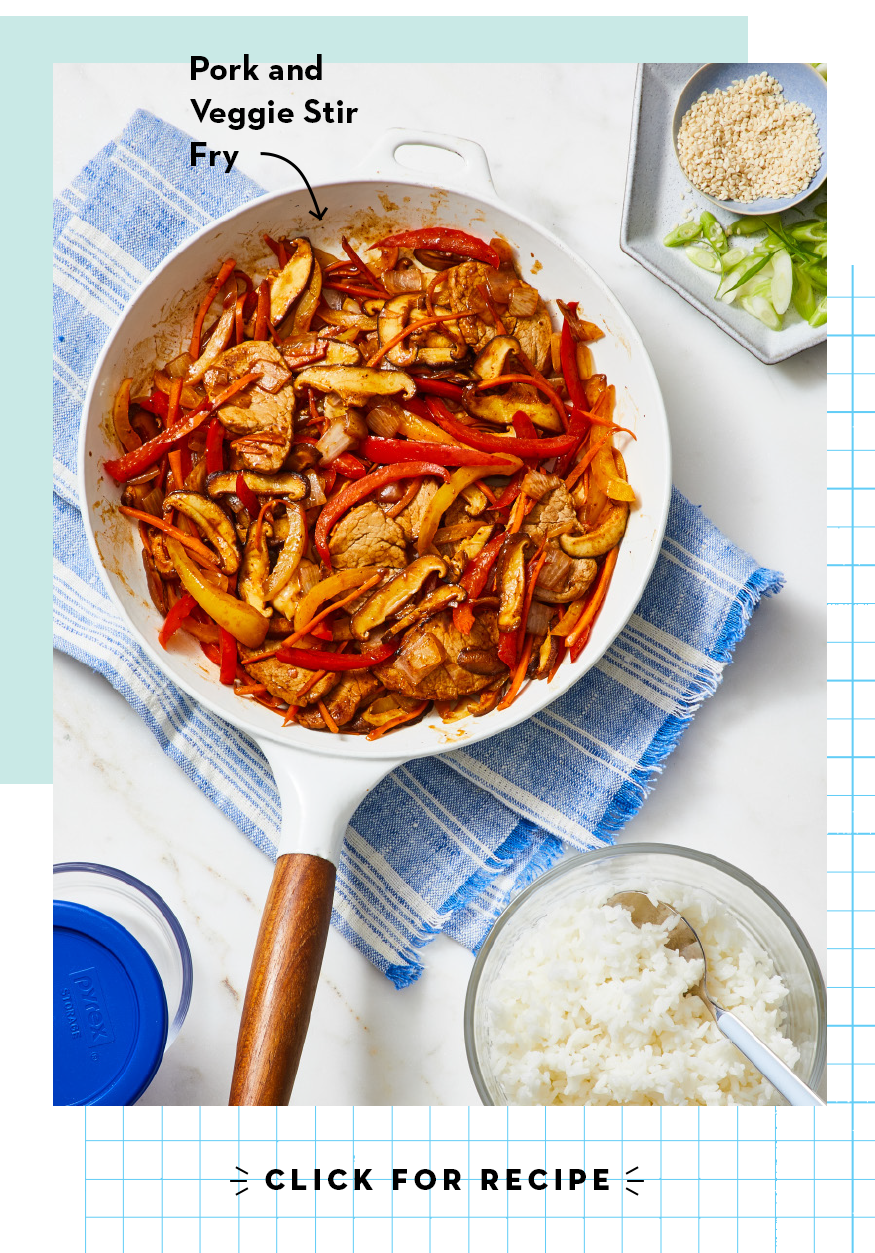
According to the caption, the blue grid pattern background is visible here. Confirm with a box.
[79,275,870,1249]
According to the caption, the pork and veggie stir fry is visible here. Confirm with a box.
[105,227,635,737]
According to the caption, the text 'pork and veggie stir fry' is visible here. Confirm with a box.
[105,227,635,737]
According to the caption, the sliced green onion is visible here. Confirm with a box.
[770,250,793,315]
[788,221,827,245]
[791,263,817,322]
[722,248,746,268]
[809,296,827,328]
[726,217,767,237]
[663,221,702,247]
[740,294,782,331]
[684,244,723,273]
[700,211,728,253]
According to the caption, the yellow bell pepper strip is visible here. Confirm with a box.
[362,436,522,471]
[417,462,518,557]
[158,593,196,648]
[189,258,236,360]
[292,568,387,634]
[314,463,450,567]
[398,407,457,445]
[165,537,270,648]
[104,373,260,482]
[453,534,505,634]
[591,444,636,503]
[423,397,576,460]
[366,700,429,740]
[371,227,501,270]
[275,638,401,671]
[473,373,568,423]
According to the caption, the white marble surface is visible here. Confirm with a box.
[53,62,826,1105]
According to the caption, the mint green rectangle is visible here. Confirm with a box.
[20,16,747,63]
[7,14,746,784]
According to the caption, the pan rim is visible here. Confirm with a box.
[78,170,671,763]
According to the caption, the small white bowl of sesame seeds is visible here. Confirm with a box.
[671,63,827,216]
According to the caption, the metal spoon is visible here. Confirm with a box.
[608,891,824,1107]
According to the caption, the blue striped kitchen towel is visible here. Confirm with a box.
[53,111,784,986]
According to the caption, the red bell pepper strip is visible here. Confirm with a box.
[263,234,288,266]
[275,638,401,671]
[314,462,450,567]
[135,391,170,422]
[105,403,212,482]
[253,279,270,341]
[233,472,258,517]
[104,373,259,482]
[158,593,197,648]
[413,377,466,400]
[497,629,518,668]
[424,397,576,460]
[559,302,587,411]
[219,626,238,685]
[199,640,222,667]
[362,436,520,469]
[323,281,388,301]
[205,417,226,475]
[453,534,505,634]
[331,452,367,479]
[310,617,334,641]
[371,227,501,270]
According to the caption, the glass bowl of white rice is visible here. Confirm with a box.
[464,843,825,1106]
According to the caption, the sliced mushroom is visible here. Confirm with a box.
[325,340,362,366]
[294,365,417,403]
[456,648,507,676]
[163,490,241,575]
[465,384,563,433]
[473,335,520,382]
[351,555,447,640]
[269,238,313,325]
[237,514,273,616]
[378,294,420,367]
[560,502,629,558]
[290,258,323,333]
[385,584,466,635]
[534,555,597,603]
[496,534,532,632]
[205,470,307,500]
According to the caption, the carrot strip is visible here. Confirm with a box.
[317,698,340,733]
[497,633,535,711]
[118,506,219,567]
[366,701,429,740]
[387,479,420,518]
[190,258,236,360]
[234,683,269,696]
[506,491,529,536]
[547,639,567,683]
[366,309,479,367]
[565,547,620,651]
[564,437,611,491]
[341,236,390,295]
[322,281,387,301]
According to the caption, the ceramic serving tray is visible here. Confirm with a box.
[620,63,827,366]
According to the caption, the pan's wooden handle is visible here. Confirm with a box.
[229,852,336,1106]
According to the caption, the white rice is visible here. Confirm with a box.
[485,885,800,1105]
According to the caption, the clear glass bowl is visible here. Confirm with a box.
[464,843,826,1106]
[53,863,193,1047]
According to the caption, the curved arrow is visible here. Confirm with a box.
[260,152,327,220]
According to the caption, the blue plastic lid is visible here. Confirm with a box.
[54,900,168,1106]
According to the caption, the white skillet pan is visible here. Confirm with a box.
[79,129,671,1105]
